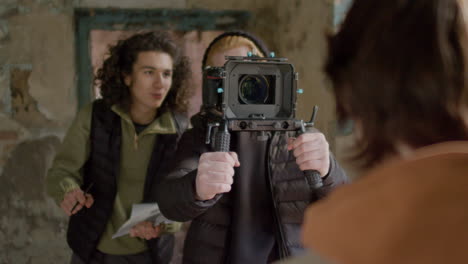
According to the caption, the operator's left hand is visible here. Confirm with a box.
[129,221,161,240]
[287,132,330,177]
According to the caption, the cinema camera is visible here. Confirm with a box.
[202,52,323,189]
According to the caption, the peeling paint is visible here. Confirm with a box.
[2,136,60,200]
[0,114,31,171]
[10,66,54,130]
[17,5,32,14]
[8,251,29,264]
[0,2,19,18]
[0,135,68,263]
[0,65,11,114]
[0,20,9,41]
[11,219,30,248]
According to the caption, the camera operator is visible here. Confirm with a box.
[155,31,349,264]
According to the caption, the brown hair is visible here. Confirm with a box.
[326,0,468,168]
[95,31,192,114]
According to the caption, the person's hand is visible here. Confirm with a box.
[287,132,330,177]
[130,221,161,240]
[195,152,240,201]
[60,188,94,216]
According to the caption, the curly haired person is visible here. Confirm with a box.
[47,31,192,264]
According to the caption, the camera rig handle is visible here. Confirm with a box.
[214,120,231,152]
[297,106,324,189]
[206,120,231,152]
[205,122,220,144]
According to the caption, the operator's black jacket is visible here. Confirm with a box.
[67,100,189,264]
[156,113,349,263]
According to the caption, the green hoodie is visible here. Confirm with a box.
[47,102,181,255]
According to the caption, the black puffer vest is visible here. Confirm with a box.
[67,100,188,263]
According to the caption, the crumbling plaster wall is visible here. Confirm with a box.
[0,0,343,263]
[0,1,75,263]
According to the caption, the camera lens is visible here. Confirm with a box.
[239,75,270,104]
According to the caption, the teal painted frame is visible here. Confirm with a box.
[333,0,353,28]
[75,8,251,109]
[333,0,354,136]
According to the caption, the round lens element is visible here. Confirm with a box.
[239,75,270,104]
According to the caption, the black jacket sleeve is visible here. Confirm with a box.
[318,152,350,198]
[156,116,221,222]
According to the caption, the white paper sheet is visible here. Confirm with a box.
[112,203,172,239]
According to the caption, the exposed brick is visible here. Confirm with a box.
[0,130,18,141]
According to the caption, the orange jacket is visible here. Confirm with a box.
[302,141,468,264]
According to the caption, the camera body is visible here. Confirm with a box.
[202,56,301,131]
[202,55,323,189]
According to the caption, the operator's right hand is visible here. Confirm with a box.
[60,188,94,216]
[195,152,240,201]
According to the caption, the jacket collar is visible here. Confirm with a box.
[111,105,177,135]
